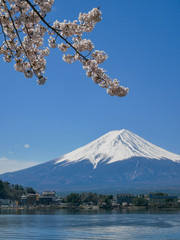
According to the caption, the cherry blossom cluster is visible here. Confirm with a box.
[0,0,129,97]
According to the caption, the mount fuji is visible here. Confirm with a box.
[1,129,180,193]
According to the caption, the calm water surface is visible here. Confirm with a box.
[0,208,180,240]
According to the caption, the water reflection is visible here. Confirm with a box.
[0,209,180,240]
[0,207,180,215]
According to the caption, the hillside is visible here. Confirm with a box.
[0,130,180,193]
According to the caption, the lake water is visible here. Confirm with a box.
[0,208,180,240]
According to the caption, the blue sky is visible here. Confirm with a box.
[0,0,179,173]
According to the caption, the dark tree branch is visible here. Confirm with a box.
[3,0,38,77]
[25,0,88,62]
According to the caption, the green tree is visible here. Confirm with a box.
[0,179,26,201]
[25,187,36,194]
[133,197,148,206]
[0,180,7,199]
[84,192,99,205]
[66,193,82,205]
[150,192,168,197]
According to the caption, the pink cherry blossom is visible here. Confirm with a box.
[0,0,129,97]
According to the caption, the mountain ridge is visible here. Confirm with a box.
[0,129,180,192]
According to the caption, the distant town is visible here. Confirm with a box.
[0,180,180,210]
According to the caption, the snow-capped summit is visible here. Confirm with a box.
[1,129,180,192]
[55,129,180,168]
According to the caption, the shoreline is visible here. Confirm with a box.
[1,204,180,211]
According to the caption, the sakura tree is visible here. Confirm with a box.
[0,0,129,97]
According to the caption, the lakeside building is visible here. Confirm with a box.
[21,191,57,205]
[0,199,11,205]
[42,191,56,197]
[21,195,27,205]
[39,191,56,205]
[22,194,40,205]
[0,199,18,207]
[116,194,134,205]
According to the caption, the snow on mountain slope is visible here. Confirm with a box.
[55,129,180,168]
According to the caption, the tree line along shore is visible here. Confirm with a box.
[0,180,180,209]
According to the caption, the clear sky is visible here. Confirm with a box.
[0,0,179,173]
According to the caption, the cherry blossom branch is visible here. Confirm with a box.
[3,1,34,71]
[0,0,129,97]
[0,21,11,51]
[25,0,88,62]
